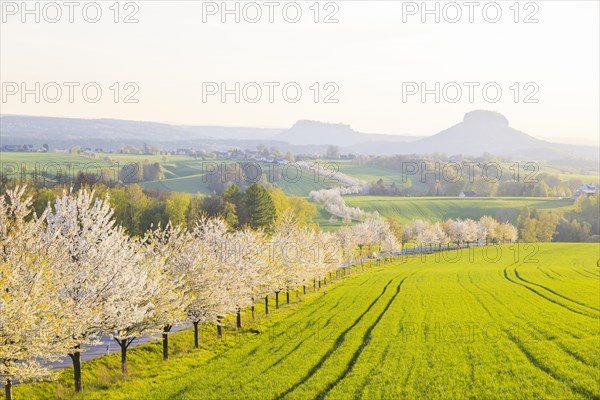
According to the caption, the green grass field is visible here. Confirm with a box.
[14,243,600,399]
[343,196,576,224]
[0,153,333,196]
[330,159,599,188]
[140,167,334,197]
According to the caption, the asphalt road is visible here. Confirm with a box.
[50,323,192,370]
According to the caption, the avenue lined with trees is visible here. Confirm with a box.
[1,184,518,399]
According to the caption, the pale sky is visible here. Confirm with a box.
[1,1,599,142]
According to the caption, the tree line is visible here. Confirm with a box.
[393,216,518,249]
[355,154,594,198]
[0,179,317,238]
[0,186,398,400]
[515,193,600,243]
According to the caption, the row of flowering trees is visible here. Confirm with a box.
[1,186,518,399]
[403,216,518,249]
[0,187,399,400]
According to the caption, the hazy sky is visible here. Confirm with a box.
[1,1,599,142]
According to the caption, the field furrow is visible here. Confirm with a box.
[503,267,598,319]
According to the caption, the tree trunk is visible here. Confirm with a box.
[318,279,321,288]
[286,290,290,304]
[5,378,12,400]
[303,285,306,295]
[313,279,316,290]
[119,340,129,375]
[251,297,255,320]
[217,316,223,338]
[68,347,83,392]
[359,245,363,268]
[275,291,280,309]
[193,321,200,348]
[265,295,269,315]
[162,330,169,360]
[162,325,171,361]
[236,308,242,328]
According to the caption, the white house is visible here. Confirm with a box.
[571,183,598,200]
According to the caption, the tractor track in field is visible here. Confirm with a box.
[467,270,600,370]
[460,270,591,366]
[276,273,409,399]
[267,294,347,355]
[353,335,394,398]
[258,296,349,374]
[399,354,416,391]
[574,269,599,279]
[317,274,414,399]
[461,270,589,365]
[245,292,346,358]
[355,277,415,397]
[208,271,381,400]
[391,276,427,388]
[192,277,369,400]
[504,332,600,400]
[248,276,356,355]
[546,266,564,279]
[552,341,598,367]
[457,273,495,320]
[462,271,599,396]
[468,272,581,341]
[503,267,598,319]
[536,266,558,280]
[584,269,600,278]
[513,267,600,313]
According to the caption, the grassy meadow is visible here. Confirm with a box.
[13,243,600,400]
[332,159,599,186]
[0,152,335,196]
[343,196,576,224]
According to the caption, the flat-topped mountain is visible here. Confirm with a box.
[276,120,418,146]
[408,110,548,155]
